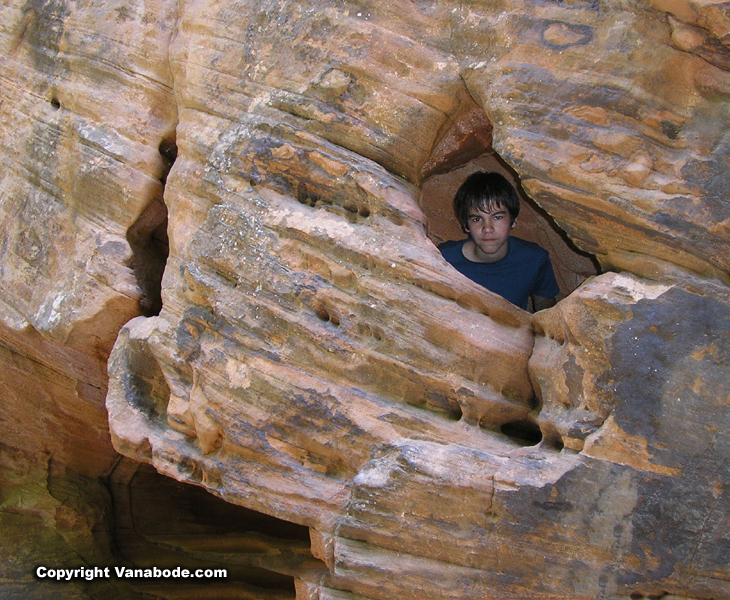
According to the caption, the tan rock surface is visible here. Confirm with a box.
[1,0,730,599]
[0,0,176,596]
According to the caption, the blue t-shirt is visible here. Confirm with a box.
[438,237,559,310]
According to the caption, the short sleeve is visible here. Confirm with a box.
[533,255,560,298]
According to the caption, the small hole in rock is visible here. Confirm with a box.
[358,322,382,340]
[660,120,680,140]
[500,418,543,446]
[539,422,565,451]
[126,133,176,316]
[158,135,178,184]
[127,199,169,316]
[123,342,171,419]
[549,436,565,451]
[50,97,60,110]
[297,183,320,206]
[448,401,463,421]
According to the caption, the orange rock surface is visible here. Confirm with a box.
[1,1,729,599]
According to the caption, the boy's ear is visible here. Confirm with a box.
[511,220,517,229]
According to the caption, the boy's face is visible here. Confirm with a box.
[465,203,514,263]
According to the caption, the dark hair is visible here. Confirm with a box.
[453,171,520,231]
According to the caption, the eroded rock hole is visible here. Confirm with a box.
[108,459,316,598]
[358,322,384,341]
[420,98,599,306]
[422,150,599,306]
[420,99,599,440]
[127,200,169,316]
[500,417,543,446]
[126,135,176,316]
[547,435,565,451]
[296,182,371,223]
[630,593,669,600]
[297,182,321,207]
[315,304,331,322]
[431,392,462,421]
[538,421,566,451]
[158,135,178,179]
[315,302,341,326]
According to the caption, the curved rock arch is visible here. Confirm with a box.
[1,1,729,598]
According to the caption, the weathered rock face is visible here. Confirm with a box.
[2,0,730,599]
[1,1,177,596]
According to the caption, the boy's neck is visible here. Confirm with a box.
[463,237,510,263]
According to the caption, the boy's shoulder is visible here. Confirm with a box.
[438,238,468,260]
[438,238,466,252]
[508,236,550,259]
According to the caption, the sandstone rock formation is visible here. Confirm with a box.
[1,0,729,599]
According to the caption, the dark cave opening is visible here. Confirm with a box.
[499,417,544,447]
[108,459,320,599]
[126,135,176,317]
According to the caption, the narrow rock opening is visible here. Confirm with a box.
[108,459,318,598]
[500,417,543,446]
[537,420,566,452]
[420,99,599,443]
[629,593,669,600]
[126,135,176,316]
[420,99,599,307]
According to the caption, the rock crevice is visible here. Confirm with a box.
[2,0,730,598]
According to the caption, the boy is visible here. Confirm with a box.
[438,171,559,312]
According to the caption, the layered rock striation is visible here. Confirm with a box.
[1,0,730,598]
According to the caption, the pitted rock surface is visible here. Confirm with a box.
[1,0,730,598]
